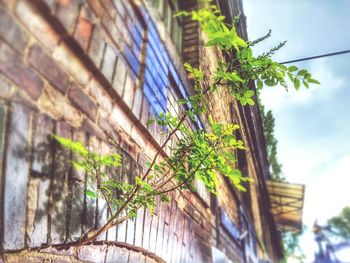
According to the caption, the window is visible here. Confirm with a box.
[241,208,258,263]
[151,0,183,55]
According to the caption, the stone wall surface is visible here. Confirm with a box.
[0,0,280,262]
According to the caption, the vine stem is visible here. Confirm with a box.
[156,140,219,195]
[76,74,218,245]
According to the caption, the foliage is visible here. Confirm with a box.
[259,102,285,182]
[281,231,305,263]
[52,0,319,245]
[327,206,350,240]
[177,2,319,106]
[52,135,162,218]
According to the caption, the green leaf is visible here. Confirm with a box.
[177,98,188,105]
[183,63,193,72]
[293,78,300,90]
[86,189,97,199]
[206,38,224,46]
[287,72,294,82]
[257,80,263,89]
[52,134,89,156]
[264,79,275,87]
[236,184,246,192]
[297,69,307,76]
[288,66,298,72]
[246,98,255,105]
[309,79,320,84]
[160,194,170,203]
[303,80,309,88]
[244,90,254,98]
[146,118,155,127]
[174,11,189,17]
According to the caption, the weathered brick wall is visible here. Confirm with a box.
[0,0,280,262]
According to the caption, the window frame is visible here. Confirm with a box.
[150,0,183,55]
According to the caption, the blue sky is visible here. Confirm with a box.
[243,0,350,261]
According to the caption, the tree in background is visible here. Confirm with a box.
[259,102,284,182]
[327,206,350,240]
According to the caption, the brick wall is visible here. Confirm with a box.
[0,0,280,262]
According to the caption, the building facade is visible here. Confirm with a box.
[0,0,284,262]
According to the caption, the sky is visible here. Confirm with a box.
[243,0,350,261]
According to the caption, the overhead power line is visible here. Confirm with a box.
[280,49,350,64]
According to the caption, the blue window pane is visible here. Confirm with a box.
[123,46,140,75]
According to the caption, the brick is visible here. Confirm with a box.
[161,221,170,260]
[116,218,127,242]
[53,43,90,85]
[29,44,69,94]
[0,6,29,53]
[26,178,40,245]
[106,247,129,263]
[156,203,167,251]
[38,86,83,127]
[140,97,150,127]
[96,200,108,240]
[0,104,6,160]
[50,121,71,244]
[78,245,107,262]
[67,130,85,242]
[132,86,143,119]
[0,74,14,99]
[43,0,57,13]
[98,113,120,143]
[27,113,54,247]
[115,12,130,46]
[101,14,122,47]
[68,84,97,121]
[130,125,146,150]
[125,217,136,245]
[86,78,113,114]
[128,252,143,263]
[142,210,153,251]
[56,0,82,34]
[101,43,117,82]
[112,57,127,96]
[82,118,106,140]
[86,0,104,17]
[134,207,145,247]
[88,26,105,69]
[3,103,31,250]
[113,0,126,19]
[0,40,44,100]
[16,0,59,52]
[82,138,98,232]
[74,4,94,52]
[0,104,6,238]
[149,213,159,253]
[111,104,132,135]
[101,0,116,19]
[123,74,135,109]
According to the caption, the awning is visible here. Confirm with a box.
[266,180,305,233]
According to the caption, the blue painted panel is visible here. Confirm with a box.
[138,3,205,129]
[123,45,140,76]
[221,209,240,241]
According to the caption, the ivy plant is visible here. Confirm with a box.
[52,0,319,246]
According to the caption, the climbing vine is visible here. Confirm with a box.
[53,1,319,245]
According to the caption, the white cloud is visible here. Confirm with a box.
[259,60,345,111]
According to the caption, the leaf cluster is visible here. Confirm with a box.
[327,206,350,240]
[52,135,165,219]
[177,1,320,106]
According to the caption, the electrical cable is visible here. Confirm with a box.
[280,49,350,64]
